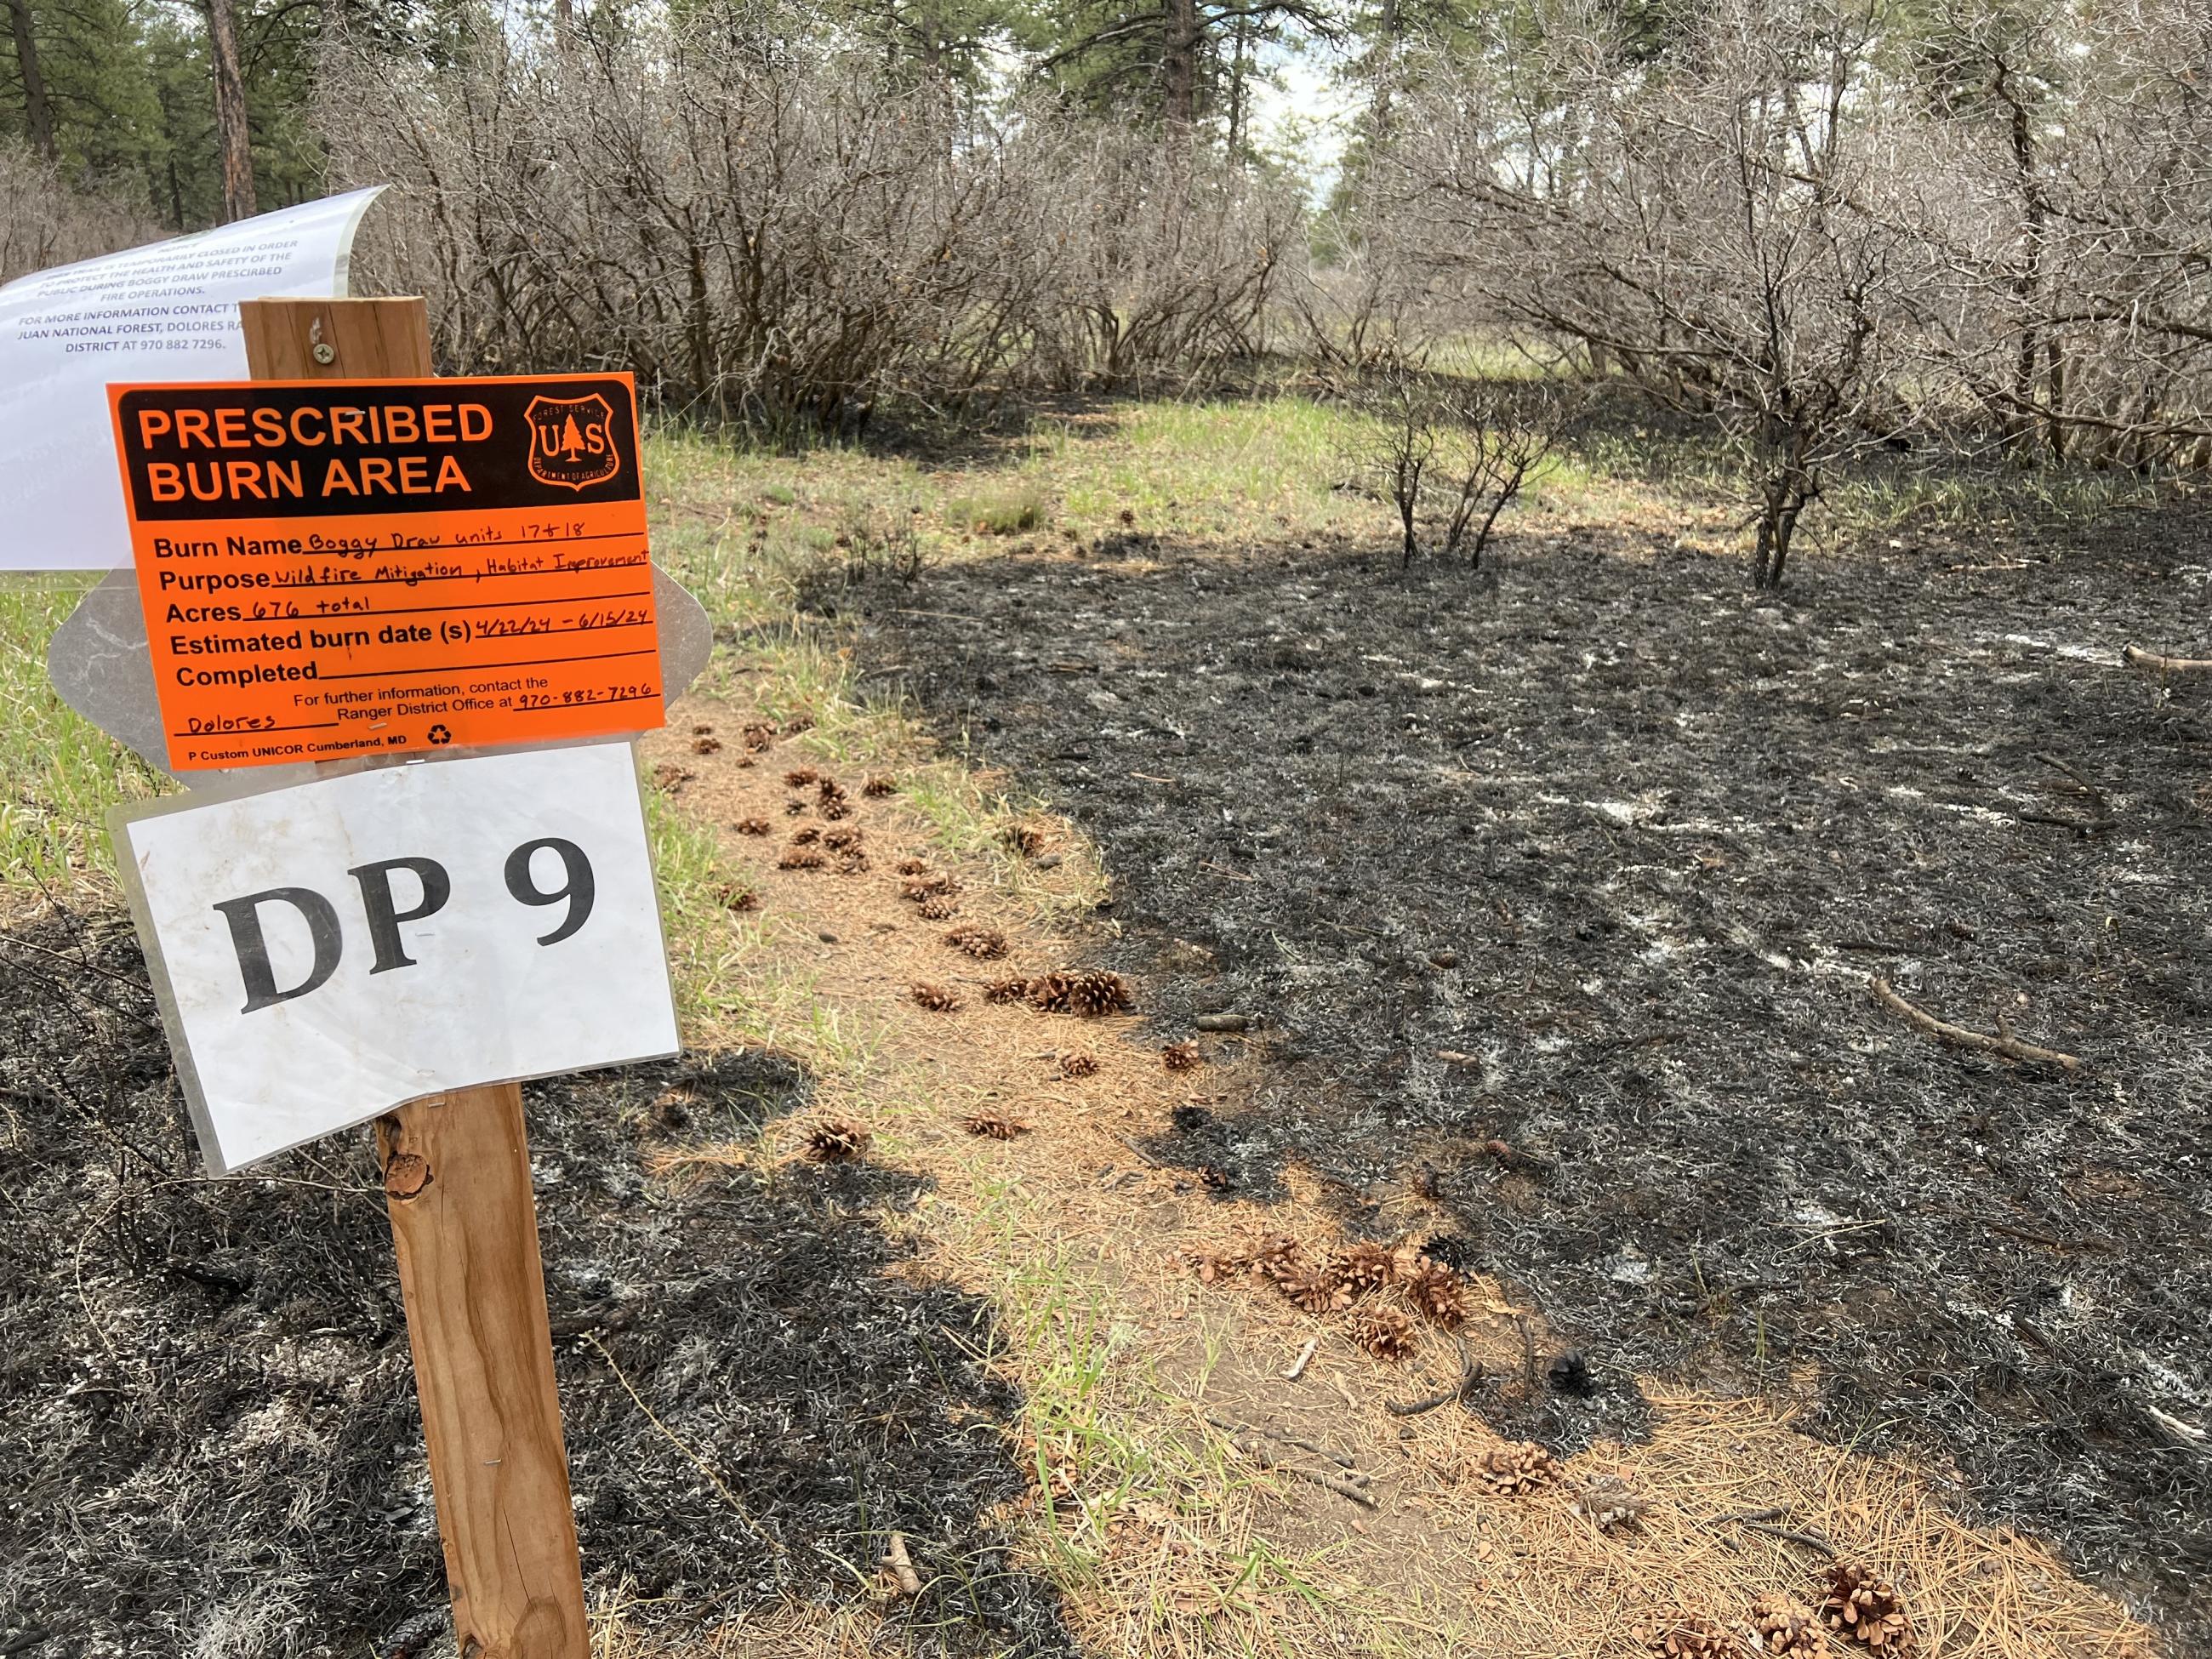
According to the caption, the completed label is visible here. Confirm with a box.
[108,373,664,770]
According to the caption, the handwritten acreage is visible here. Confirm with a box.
[109,373,663,770]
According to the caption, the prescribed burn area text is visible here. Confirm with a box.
[110,373,662,770]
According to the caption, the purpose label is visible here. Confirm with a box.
[108,373,664,770]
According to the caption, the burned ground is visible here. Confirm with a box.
[0,911,1069,1659]
[866,519,2212,1640]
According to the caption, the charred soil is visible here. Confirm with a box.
[868,518,2212,1639]
[0,910,1070,1659]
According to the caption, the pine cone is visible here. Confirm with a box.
[1251,1234,1303,1280]
[962,1110,1029,1140]
[741,721,776,752]
[863,776,898,797]
[895,858,931,875]
[1026,969,1134,1016]
[1818,1565,1914,1652]
[778,847,825,870]
[945,924,1008,960]
[653,763,693,792]
[824,826,864,851]
[1346,1304,1417,1360]
[1747,1597,1820,1657]
[919,894,961,920]
[802,1116,870,1163]
[1002,821,1047,858]
[1277,1260,1352,1315]
[1398,1257,1472,1327]
[693,736,721,755]
[784,767,819,788]
[789,825,822,845]
[1335,1241,1396,1296]
[1473,1441,1559,1496]
[836,851,871,874]
[781,715,813,735]
[714,882,759,913]
[735,818,771,836]
[1058,1052,1100,1078]
[983,976,1030,1005]
[911,983,961,1012]
[1161,1039,1202,1072]
[1190,1250,1247,1286]
[784,799,809,816]
[1639,1612,1746,1657]
[901,870,958,901]
[1198,1164,1234,1193]
[820,797,850,822]
[692,723,715,737]
[818,778,847,805]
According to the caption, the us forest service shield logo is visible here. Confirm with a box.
[523,393,621,490]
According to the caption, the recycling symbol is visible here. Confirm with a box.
[426,724,453,746]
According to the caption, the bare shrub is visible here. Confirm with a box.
[1349,362,1567,567]
[1377,0,1934,588]
[0,142,162,285]
[321,18,1303,435]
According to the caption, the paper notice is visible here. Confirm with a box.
[114,742,681,1173]
[0,188,382,572]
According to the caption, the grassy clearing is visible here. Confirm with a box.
[0,576,157,905]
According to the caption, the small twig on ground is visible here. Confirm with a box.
[1388,1346,1484,1417]
[1712,1507,1836,1555]
[1115,1135,1162,1168]
[1205,1414,1363,1472]
[1204,1413,1379,1508]
[2124,642,2212,676]
[2030,750,2113,835]
[1869,977,2081,1071]
[1281,1337,1318,1382]
[879,1531,922,1596]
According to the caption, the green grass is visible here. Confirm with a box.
[0,576,157,902]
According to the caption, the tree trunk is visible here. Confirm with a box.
[1163,0,1198,158]
[5,0,55,162]
[1370,0,1400,145]
[1997,61,2045,459]
[202,0,257,222]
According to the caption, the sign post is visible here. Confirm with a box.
[238,297,591,1658]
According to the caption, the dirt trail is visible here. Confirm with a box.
[641,701,2167,1659]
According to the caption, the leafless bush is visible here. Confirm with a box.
[1282,214,1425,392]
[1377,0,1931,588]
[1349,364,1568,567]
[322,19,1300,435]
[0,142,162,286]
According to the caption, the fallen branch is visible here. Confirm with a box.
[2124,643,2212,676]
[1868,978,2081,1072]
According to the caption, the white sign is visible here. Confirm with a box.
[0,187,382,572]
[114,742,680,1173]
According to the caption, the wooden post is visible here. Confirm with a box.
[239,296,592,1659]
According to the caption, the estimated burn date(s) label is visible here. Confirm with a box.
[108,373,663,771]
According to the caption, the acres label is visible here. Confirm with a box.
[108,373,664,770]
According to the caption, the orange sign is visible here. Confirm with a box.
[107,373,663,771]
